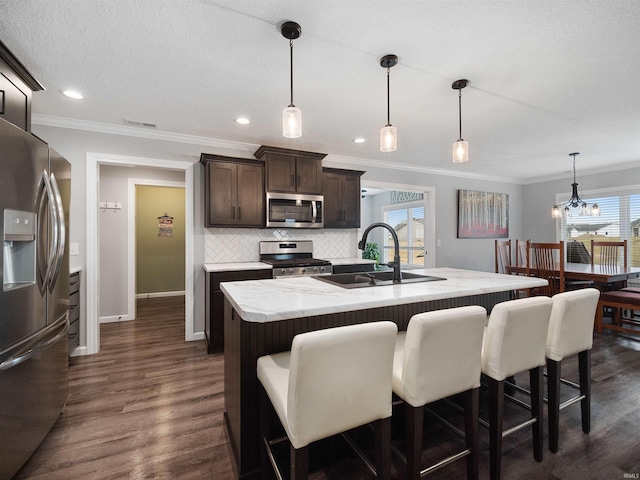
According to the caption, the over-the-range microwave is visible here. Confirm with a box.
[266,192,323,228]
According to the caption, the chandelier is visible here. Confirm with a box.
[552,152,599,218]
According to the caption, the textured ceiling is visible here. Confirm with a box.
[1,0,639,182]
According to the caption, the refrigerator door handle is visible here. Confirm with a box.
[0,316,69,371]
[41,170,60,289]
[48,172,66,291]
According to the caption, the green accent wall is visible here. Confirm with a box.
[135,185,185,294]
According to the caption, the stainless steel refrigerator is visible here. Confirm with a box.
[0,118,70,479]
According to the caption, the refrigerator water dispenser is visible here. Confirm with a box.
[3,209,36,291]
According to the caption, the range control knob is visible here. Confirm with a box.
[301,268,306,274]
[288,268,294,274]
[280,269,287,276]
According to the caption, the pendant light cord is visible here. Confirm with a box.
[289,39,294,107]
[458,89,463,141]
[386,67,391,126]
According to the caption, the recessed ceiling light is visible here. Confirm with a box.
[235,117,250,125]
[353,137,366,144]
[62,90,84,100]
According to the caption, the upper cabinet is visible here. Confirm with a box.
[0,40,44,132]
[254,146,326,195]
[323,168,364,228]
[200,153,264,228]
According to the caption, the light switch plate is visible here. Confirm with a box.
[70,243,79,256]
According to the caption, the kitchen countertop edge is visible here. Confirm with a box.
[221,267,548,323]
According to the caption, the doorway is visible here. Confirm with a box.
[87,153,194,355]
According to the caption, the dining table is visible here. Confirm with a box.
[507,263,640,285]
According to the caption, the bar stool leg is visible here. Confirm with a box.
[530,366,544,462]
[291,444,309,480]
[464,388,480,480]
[374,417,392,480]
[405,404,424,480]
[579,350,591,434]
[546,359,561,453]
[488,377,504,480]
[259,385,271,480]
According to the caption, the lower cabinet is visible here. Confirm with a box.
[206,269,272,353]
[68,271,80,354]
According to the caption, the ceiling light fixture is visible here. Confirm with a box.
[552,152,600,218]
[62,89,83,100]
[379,54,398,153]
[451,79,469,163]
[235,117,250,125]
[281,21,302,138]
[353,137,366,144]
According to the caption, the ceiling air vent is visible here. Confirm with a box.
[124,119,158,129]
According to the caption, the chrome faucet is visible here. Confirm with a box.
[358,222,402,283]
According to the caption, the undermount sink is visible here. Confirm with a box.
[313,271,446,289]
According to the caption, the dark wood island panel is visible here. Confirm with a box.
[223,291,511,480]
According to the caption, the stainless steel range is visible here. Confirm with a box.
[259,240,333,278]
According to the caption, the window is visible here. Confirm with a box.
[382,202,425,267]
[558,188,640,268]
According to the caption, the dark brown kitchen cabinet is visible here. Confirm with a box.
[206,268,272,353]
[200,154,264,228]
[254,145,326,194]
[322,167,364,228]
[0,40,43,132]
[68,271,80,354]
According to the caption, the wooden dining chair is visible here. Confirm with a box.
[591,240,628,291]
[515,240,529,268]
[526,241,565,296]
[495,239,512,274]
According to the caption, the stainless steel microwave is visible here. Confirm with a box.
[266,192,324,228]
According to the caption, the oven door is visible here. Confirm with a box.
[266,192,323,228]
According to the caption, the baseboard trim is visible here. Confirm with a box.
[135,291,186,299]
[70,346,87,357]
[192,331,205,341]
[100,314,134,324]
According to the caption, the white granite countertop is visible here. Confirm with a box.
[220,267,547,323]
[326,257,376,265]
[203,258,374,273]
[203,262,271,273]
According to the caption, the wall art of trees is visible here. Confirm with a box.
[457,189,509,238]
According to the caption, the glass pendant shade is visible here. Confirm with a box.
[452,139,469,163]
[380,125,397,152]
[591,204,600,216]
[282,106,302,138]
[552,205,561,218]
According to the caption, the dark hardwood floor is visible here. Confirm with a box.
[15,298,640,479]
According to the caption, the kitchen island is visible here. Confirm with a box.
[221,267,547,480]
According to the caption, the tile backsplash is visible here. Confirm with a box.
[204,228,359,263]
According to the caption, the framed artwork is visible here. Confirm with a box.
[457,189,509,238]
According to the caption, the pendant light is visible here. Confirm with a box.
[379,54,398,152]
[551,152,600,218]
[452,79,469,163]
[281,21,302,138]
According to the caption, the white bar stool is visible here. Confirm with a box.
[257,321,397,480]
[546,288,600,453]
[481,296,553,480]
[392,305,487,480]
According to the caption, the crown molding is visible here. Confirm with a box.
[523,160,640,185]
[33,113,522,184]
[324,154,522,184]
[32,114,259,152]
